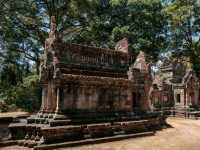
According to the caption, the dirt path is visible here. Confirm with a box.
[2,118,200,150]
[59,118,200,150]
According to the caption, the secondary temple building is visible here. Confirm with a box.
[150,58,200,113]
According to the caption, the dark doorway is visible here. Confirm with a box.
[132,92,140,108]
[176,94,181,103]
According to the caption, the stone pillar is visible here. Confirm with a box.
[54,88,67,120]
[185,92,188,107]
[42,87,48,113]
[55,88,61,113]
[40,87,46,112]
[37,87,46,117]
[46,82,52,113]
[189,93,192,106]
[51,86,57,112]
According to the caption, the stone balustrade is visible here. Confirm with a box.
[58,43,128,69]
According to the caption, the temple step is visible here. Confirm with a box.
[18,139,39,148]
[8,114,166,149]
[49,119,71,127]
[174,111,188,118]
[33,131,155,150]
[29,117,165,145]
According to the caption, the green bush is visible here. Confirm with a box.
[0,74,41,112]
[0,101,9,112]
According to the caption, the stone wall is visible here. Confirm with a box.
[61,84,130,112]
[40,75,134,115]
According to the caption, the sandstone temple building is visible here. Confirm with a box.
[39,17,153,118]
[150,59,200,109]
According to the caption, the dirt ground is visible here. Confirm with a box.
[2,117,200,150]
[0,112,29,118]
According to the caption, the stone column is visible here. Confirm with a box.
[185,92,188,107]
[51,86,57,112]
[55,88,61,113]
[189,93,192,106]
[40,88,45,112]
[53,87,67,120]
[42,87,48,113]
[37,87,46,117]
[46,82,52,113]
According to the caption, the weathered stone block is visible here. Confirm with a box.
[40,125,83,143]
[114,120,148,134]
[9,123,26,140]
[87,123,113,138]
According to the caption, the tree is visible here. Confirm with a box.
[111,0,168,60]
[72,0,168,61]
[164,0,200,76]
[0,0,46,74]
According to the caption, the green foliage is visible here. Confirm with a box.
[71,0,168,61]
[1,0,168,64]
[15,74,41,112]
[0,74,41,112]
[191,41,200,78]
[164,0,200,77]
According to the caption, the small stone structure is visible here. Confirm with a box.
[150,58,200,118]
[8,16,166,149]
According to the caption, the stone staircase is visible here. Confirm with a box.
[171,106,200,119]
[173,106,188,118]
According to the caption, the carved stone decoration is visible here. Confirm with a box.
[115,38,129,53]
[39,55,46,81]
[133,51,148,72]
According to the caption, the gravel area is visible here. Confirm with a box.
[2,118,200,150]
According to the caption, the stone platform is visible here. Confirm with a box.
[8,112,166,149]
[154,107,200,119]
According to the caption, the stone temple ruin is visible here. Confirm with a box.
[8,16,166,149]
[150,58,200,118]
[8,16,200,149]
[8,16,200,150]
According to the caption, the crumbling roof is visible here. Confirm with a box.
[133,51,148,72]
[115,38,129,53]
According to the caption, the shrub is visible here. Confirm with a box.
[0,74,41,112]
